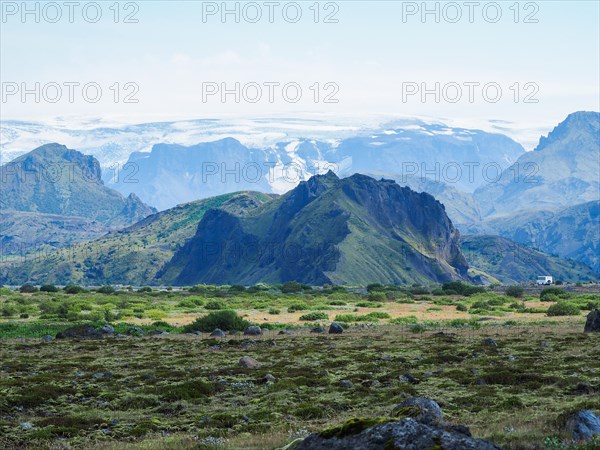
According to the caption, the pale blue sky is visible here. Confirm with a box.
[1,1,599,129]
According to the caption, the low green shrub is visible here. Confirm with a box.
[442,281,486,296]
[389,316,418,325]
[19,284,38,293]
[184,310,250,332]
[299,312,328,321]
[96,286,115,294]
[288,303,309,313]
[356,302,382,308]
[364,311,391,319]
[546,302,580,316]
[64,285,85,294]
[540,287,568,301]
[40,284,58,293]
[205,300,226,310]
[505,286,524,298]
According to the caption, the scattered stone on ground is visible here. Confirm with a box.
[329,322,344,334]
[398,373,419,385]
[244,326,263,336]
[210,328,226,337]
[239,356,261,369]
[147,330,168,336]
[56,325,101,339]
[482,337,497,347]
[100,325,115,334]
[565,410,600,441]
[126,327,144,336]
[263,374,276,383]
[584,309,600,332]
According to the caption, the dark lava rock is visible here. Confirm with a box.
[565,410,600,441]
[126,327,144,336]
[147,330,168,336]
[570,383,599,395]
[244,326,263,336]
[295,418,503,450]
[392,397,443,426]
[92,372,112,379]
[398,373,419,385]
[340,380,353,388]
[100,325,115,334]
[279,329,294,335]
[311,326,326,333]
[482,337,497,347]
[210,328,226,337]
[447,425,473,437]
[584,309,600,332]
[56,325,101,339]
[329,322,344,334]
[263,374,276,383]
[41,335,54,342]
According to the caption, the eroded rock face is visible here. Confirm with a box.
[295,418,503,450]
[584,310,600,332]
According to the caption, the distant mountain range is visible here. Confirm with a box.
[106,124,524,210]
[0,111,598,285]
[484,201,600,272]
[461,235,598,284]
[474,111,600,217]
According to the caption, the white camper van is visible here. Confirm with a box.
[537,276,553,285]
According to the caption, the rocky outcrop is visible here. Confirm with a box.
[294,417,503,450]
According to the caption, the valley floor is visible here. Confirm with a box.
[1,320,598,450]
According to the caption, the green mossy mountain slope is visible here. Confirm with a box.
[160,172,469,286]
[0,191,273,285]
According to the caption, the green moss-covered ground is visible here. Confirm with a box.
[0,320,598,449]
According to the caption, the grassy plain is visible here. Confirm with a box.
[0,283,599,449]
